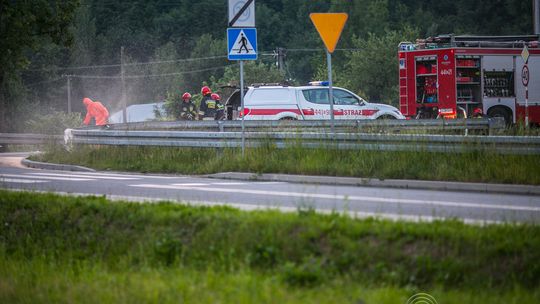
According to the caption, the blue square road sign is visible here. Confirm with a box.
[227,28,257,60]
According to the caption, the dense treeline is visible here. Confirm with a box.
[0,0,534,131]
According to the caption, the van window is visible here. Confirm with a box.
[302,89,329,104]
[249,88,290,103]
[333,89,360,105]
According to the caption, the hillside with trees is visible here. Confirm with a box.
[0,0,533,131]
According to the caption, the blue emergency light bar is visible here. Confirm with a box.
[308,81,329,86]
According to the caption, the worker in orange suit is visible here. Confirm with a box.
[83,97,110,127]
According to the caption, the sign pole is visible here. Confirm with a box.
[326,51,335,135]
[526,81,529,126]
[309,13,347,137]
[521,46,530,127]
[240,60,245,156]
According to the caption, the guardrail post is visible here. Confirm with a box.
[218,121,224,133]
[488,117,505,136]
[217,121,224,158]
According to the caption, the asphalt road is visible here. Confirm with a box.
[1,153,539,224]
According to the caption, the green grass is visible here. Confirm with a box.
[1,256,538,304]
[34,143,540,184]
[1,190,540,303]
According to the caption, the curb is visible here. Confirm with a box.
[204,172,540,196]
[21,158,95,172]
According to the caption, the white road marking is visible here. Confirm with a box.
[1,174,94,181]
[211,182,247,185]
[0,178,47,184]
[67,172,181,179]
[129,183,540,212]
[28,172,138,180]
[172,183,209,186]
[1,188,503,225]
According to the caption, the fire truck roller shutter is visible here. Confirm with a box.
[482,56,517,124]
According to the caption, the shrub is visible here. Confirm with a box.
[25,111,82,134]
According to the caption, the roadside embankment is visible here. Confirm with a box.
[31,144,540,185]
[1,190,539,304]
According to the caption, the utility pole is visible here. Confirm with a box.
[535,0,540,34]
[276,47,286,73]
[66,75,72,113]
[121,46,127,123]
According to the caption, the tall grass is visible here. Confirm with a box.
[35,143,540,184]
[1,256,538,304]
[2,190,540,290]
[2,191,540,303]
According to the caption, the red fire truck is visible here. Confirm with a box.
[398,34,540,124]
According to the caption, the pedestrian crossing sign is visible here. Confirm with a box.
[227,28,257,60]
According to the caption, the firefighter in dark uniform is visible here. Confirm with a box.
[198,86,216,120]
[211,93,225,120]
[179,92,198,120]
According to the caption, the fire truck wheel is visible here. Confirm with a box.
[279,117,297,120]
[487,107,511,125]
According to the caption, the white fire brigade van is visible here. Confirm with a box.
[225,83,405,120]
[398,34,540,124]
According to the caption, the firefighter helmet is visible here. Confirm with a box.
[211,93,221,101]
[473,107,483,115]
[182,92,191,100]
[201,86,212,95]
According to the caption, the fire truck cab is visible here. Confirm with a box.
[398,34,540,124]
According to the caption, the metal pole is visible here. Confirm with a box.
[326,51,335,135]
[121,46,127,124]
[67,75,71,113]
[535,0,540,34]
[277,47,285,73]
[526,85,529,126]
[240,60,245,156]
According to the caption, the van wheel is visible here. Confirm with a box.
[279,117,297,120]
[488,107,511,126]
[377,115,396,120]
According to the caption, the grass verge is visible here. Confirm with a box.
[1,190,539,303]
[33,144,540,184]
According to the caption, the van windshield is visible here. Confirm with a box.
[333,89,361,105]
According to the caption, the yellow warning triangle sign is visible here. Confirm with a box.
[310,13,348,53]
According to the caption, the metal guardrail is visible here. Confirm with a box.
[67,128,540,155]
[3,118,537,154]
[104,117,506,133]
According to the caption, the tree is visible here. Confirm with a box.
[182,34,227,93]
[218,61,286,87]
[0,0,79,131]
[343,28,418,105]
